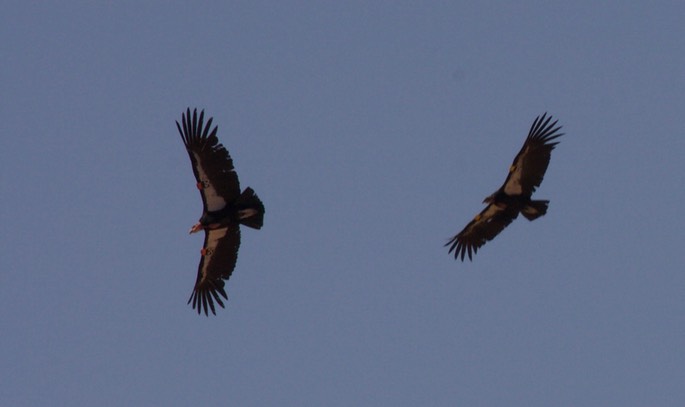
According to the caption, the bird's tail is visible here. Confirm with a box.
[521,200,549,221]
[235,187,265,229]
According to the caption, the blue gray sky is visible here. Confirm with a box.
[2,2,684,406]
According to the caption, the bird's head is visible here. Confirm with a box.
[189,222,203,234]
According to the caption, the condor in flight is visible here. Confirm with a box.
[177,108,265,315]
[446,113,563,261]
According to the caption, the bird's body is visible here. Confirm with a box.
[177,108,264,315]
[446,113,562,261]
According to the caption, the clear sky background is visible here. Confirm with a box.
[2,2,684,406]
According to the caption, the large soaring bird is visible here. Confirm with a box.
[446,113,563,261]
[177,108,265,315]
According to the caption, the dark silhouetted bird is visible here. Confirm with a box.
[446,113,563,261]
[177,108,264,315]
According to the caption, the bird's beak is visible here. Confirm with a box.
[189,223,203,234]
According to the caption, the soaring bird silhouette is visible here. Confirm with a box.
[177,108,265,315]
[446,113,563,261]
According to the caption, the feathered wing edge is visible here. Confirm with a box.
[503,113,564,196]
[176,108,217,179]
[188,225,240,316]
[526,112,563,146]
[188,277,228,317]
[176,108,241,210]
[445,204,516,261]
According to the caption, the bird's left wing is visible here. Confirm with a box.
[188,224,241,316]
[503,113,563,196]
[176,108,241,212]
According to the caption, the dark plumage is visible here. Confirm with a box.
[446,113,563,261]
[177,108,265,315]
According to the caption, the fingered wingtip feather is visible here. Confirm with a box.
[203,117,213,139]
[207,295,216,315]
[201,293,209,316]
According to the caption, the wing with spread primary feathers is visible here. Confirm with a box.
[446,203,518,261]
[502,113,563,196]
[188,225,241,316]
[176,108,241,212]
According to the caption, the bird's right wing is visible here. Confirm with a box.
[188,224,241,316]
[446,203,517,261]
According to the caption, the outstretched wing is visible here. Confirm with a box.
[176,108,241,212]
[188,225,241,316]
[502,113,563,196]
[446,203,518,261]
